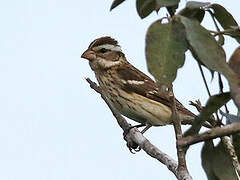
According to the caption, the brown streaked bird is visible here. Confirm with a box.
[81,36,196,128]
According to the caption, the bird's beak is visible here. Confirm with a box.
[81,49,96,61]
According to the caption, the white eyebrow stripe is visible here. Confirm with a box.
[96,44,122,52]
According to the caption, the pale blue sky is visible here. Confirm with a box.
[0,0,239,179]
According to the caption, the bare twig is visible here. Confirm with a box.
[169,87,192,180]
[86,78,193,179]
[189,100,202,112]
[212,29,240,36]
[179,123,240,146]
[197,63,211,97]
[218,73,229,113]
[207,10,225,46]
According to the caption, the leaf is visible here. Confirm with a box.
[184,92,231,136]
[136,0,179,19]
[210,4,238,29]
[219,110,240,124]
[136,0,156,19]
[229,47,240,76]
[201,140,238,179]
[210,4,240,43]
[178,1,210,22]
[185,1,210,9]
[155,0,179,8]
[166,5,178,17]
[199,92,231,120]
[145,19,188,85]
[228,47,240,108]
[110,0,126,11]
[177,15,235,78]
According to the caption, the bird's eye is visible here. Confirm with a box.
[99,48,108,53]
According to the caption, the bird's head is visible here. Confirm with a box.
[81,37,126,70]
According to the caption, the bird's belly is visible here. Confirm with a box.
[111,91,172,126]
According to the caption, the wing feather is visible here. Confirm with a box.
[116,64,195,116]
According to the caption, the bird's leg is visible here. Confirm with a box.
[141,124,152,134]
[123,123,146,137]
[124,124,152,153]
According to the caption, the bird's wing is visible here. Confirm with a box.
[116,63,195,116]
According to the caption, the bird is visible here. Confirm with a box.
[81,36,196,129]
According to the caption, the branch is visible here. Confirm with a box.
[85,78,129,130]
[85,78,192,180]
[169,87,192,179]
[125,128,178,174]
[178,123,240,147]
[221,136,240,177]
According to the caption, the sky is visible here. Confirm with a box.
[0,0,239,179]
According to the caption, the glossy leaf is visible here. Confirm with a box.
[210,4,240,43]
[158,0,179,16]
[110,0,126,11]
[145,19,188,85]
[136,0,179,19]
[178,1,210,22]
[177,15,234,78]
[136,0,156,19]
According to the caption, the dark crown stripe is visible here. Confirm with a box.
[88,36,119,49]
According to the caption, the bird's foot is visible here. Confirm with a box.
[123,123,146,137]
[123,124,152,154]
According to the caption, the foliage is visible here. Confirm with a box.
[109,0,240,179]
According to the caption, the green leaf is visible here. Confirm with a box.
[145,19,188,85]
[210,4,240,43]
[210,4,238,30]
[166,5,178,17]
[136,0,179,18]
[196,92,230,132]
[136,0,156,19]
[110,0,126,11]
[155,0,179,8]
[201,140,238,179]
[177,15,234,78]
[199,92,231,120]
[228,47,240,108]
[186,1,210,9]
[185,92,231,136]
[157,0,179,16]
[178,1,210,22]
